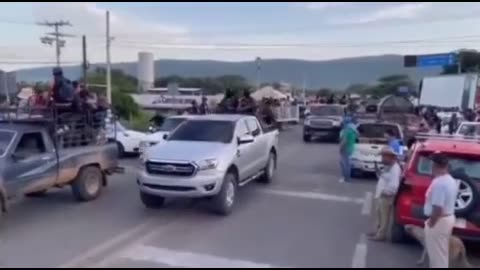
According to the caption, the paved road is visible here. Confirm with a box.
[0,126,478,268]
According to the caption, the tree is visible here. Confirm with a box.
[344,83,369,94]
[362,74,414,97]
[316,88,334,97]
[442,49,480,74]
[85,68,139,119]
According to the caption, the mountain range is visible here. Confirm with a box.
[15,55,441,89]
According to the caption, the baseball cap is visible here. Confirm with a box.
[430,151,449,167]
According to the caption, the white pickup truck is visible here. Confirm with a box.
[138,114,279,215]
[351,121,405,175]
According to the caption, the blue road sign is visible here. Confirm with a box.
[418,53,457,67]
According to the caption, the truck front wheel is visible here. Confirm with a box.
[72,166,103,202]
[211,172,237,216]
[140,192,165,209]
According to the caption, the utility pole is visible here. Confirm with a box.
[106,11,112,104]
[302,73,307,106]
[82,35,88,84]
[255,57,261,90]
[37,20,73,67]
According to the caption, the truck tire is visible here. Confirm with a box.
[72,166,103,202]
[451,169,479,218]
[389,211,408,243]
[303,134,311,142]
[117,142,125,158]
[140,191,165,209]
[211,171,237,216]
[25,190,48,197]
[258,151,276,184]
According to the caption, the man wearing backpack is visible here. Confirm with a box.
[50,67,75,105]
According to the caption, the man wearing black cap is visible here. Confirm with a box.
[424,152,458,268]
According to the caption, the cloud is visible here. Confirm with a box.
[21,2,191,67]
[305,2,350,11]
[329,2,432,24]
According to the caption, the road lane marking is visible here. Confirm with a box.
[361,192,373,216]
[94,227,164,268]
[59,219,157,268]
[262,189,364,204]
[115,244,275,268]
[351,234,367,268]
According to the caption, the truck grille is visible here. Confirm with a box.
[311,120,333,128]
[146,161,196,177]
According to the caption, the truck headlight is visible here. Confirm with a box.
[196,159,218,171]
[304,119,311,126]
[332,121,341,127]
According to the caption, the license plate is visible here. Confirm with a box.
[316,132,329,136]
[455,218,467,229]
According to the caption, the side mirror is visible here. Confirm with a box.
[238,134,255,145]
[162,134,168,140]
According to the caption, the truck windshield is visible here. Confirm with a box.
[168,120,234,143]
[357,124,400,138]
[158,118,186,132]
[0,131,14,156]
[310,106,344,116]
[417,155,480,179]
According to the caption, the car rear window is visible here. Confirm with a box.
[357,124,400,138]
[417,155,480,179]
[168,120,234,143]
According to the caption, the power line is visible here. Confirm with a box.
[110,35,480,49]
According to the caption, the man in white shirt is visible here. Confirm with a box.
[424,152,458,268]
[369,147,402,242]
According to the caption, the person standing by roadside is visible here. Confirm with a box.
[199,96,209,115]
[368,147,401,241]
[189,100,199,115]
[424,152,458,268]
[339,117,358,183]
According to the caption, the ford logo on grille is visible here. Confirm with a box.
[158,165,177,172]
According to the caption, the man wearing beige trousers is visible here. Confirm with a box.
[368,147,401,242]
[424,152,458,268]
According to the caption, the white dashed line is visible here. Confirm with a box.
[351,234,367,268]
[59,219,156,268]
[361,192,373,216]
[116,244,275,268]
[262,189,364,204]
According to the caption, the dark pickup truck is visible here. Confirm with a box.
[0,110,120,218]
[303,104,345,142]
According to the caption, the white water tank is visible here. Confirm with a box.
[137,52,154,92]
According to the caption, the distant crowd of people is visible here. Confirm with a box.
[187,89,292,127]
[417,106,480,135]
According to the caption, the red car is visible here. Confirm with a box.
[390,135,480,242]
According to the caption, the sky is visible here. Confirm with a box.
[1,2,480,71]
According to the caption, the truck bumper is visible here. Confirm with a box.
[351,159,383,172]
[303,126,341,138]
[137,169,225,198]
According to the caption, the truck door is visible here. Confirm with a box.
[246,118,269,173]
[235,119,257,182]
[4,132,57,194]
